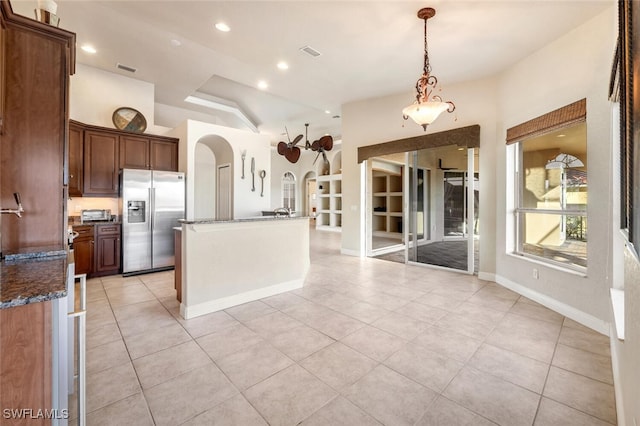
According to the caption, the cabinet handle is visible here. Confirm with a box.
[70,174,74,178]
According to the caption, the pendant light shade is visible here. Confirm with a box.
[403,7,454,131]
[402,100,451,131]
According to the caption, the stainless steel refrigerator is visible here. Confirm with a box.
[120,169,185,275]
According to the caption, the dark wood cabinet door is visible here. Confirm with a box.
[96,234,120,273]
[0,23,4,136]
[120,135,150,170]
[73,238,94,276]
[68,123,83,197]
[1,24,67,251]
[151,139,178,171]
[83,130,119,195]
[95,224,121,275]
[73,225,94,275]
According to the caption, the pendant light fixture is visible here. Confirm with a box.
[402,7,455,131]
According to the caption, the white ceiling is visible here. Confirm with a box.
[12,0,613,143]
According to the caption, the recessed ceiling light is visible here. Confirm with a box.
[324,110,331,114]
[215,22,230,32]
[277,61,289,70]
[81,44,97,54]
[557,134,566,138]
[257,80,268,90]
[170,39,181,47]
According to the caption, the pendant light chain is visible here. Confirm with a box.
[423,17,431,76]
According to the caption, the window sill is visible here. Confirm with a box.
[507,252,587,277]
[610,288,625,341]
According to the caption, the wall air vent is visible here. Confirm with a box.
[299,45,322,58]
[116,63,137,73]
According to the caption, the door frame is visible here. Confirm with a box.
[216,163,232,220]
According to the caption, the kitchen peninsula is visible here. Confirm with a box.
[177,216,309,319]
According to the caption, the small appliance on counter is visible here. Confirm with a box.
[80,209,111,223]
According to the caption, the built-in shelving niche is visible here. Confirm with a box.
[316,150,342,232]
[371,159,404,240]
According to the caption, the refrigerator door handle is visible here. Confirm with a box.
[149,188,154,232]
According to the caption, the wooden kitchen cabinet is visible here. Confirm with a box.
[0,1,75,252]
[72,225,94,276]
[83,130,120,196]
[120,134,150,169]
[0,2,75,419]
[95,223,121,276]
[0,21,5,136]
[0,301,53,424]
[70,120,179,195]
[150,139,178,171]
[68,122,84,197]
[119,134,178,171]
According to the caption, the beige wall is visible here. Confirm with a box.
[495,7,615,326]
[168,120,272,220]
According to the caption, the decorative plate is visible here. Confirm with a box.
[112,107,147,133]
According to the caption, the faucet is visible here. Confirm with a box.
[273,207,292,217]
[1,193,24,218]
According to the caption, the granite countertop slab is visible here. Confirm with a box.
[0,247,68,309]
[179,216,309,225]
[2,245,67,261]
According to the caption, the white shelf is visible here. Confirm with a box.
[316,154,342,233]
[371,169,403,238]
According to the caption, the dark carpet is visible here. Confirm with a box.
[374,240,479,273]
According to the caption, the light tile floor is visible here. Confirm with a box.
[75,226,617,425]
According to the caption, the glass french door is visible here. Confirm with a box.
[407,148,477,273]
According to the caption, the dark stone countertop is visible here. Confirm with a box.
[0,246,69,309]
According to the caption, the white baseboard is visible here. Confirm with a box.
[340,248,362,257]
[180,279,303,319]
[495,274,610,335]
[477,272,496,282]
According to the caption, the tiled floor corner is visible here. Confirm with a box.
[76,225,617,425]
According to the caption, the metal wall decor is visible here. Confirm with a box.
[241,150,247,179]
[251,157,255,191]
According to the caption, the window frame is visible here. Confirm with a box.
[506,99,588,272]
[282,172,296,211]
[512,133,588,272]
[617,0,640,252]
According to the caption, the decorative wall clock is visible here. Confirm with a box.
[112,107,147,133]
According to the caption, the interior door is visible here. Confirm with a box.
[217,164,232,220]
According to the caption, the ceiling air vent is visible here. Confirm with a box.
[116,63,137,73]
[299,45,322,58]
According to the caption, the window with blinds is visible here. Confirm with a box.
[616,0,638,247]
[507,100,587,271]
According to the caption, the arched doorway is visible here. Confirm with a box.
[302,170,317,217]
[194,135,234,220]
